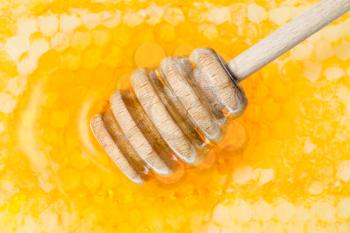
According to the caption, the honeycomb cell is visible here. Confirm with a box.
[314,202,336,223]
[232,166,254,185]
[291,42,313,60]
[323,25,342,42]
[17,17,38,37]
[303,61,322,82]
[274,200,295,222]
[29,39,50,59]
[256,168,274,186]
[51,32,71,51]
[324,66,345,81]
[335,41,350,61]
[314,40,334,60]
[262,222,284,233]
[144,5,164,25]
[244,222,261,233]
[198,24,218,40]
[81,12,101,29]
[123,11,144,27]
[60,14,81,33]
[233,200,252,223]
[294,206,311,222]
[212,201,233,225]
[308,181,323,195]
[6,77,27,96]
[337,160,350,182]
[4,36,30,61]
[38,14,59,37]
[304,138,316,154]
[17,55,38,76]
[101,11,121,28]
[247,3,267,23]
[338,223,350,233]
[337,85,350,102]
[206,7,231,25]
[337,197,350,219]
[0,92,16,114]
[268,6,291,25]
[163,7,184,26]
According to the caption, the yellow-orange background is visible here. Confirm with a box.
[0,0,350,232]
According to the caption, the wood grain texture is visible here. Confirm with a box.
[131,69,198,164]
[110,91,172,176]
[228,0,350,80]
[90,115,144,184]
[191,48,246,117]
[160,58,221,142]
[102,109,147,174]
[149,71,206,148]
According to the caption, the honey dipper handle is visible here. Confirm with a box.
[228,0,350,80]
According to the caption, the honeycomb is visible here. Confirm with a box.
[0,0,350,232]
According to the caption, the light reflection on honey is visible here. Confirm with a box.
[0,0,350,232]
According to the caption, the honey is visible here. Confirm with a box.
[0,0,350,232]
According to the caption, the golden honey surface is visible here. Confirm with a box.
[0,0,350,232]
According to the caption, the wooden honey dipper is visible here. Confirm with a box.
[91,0,350,184]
